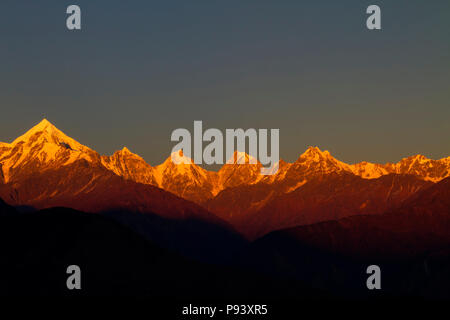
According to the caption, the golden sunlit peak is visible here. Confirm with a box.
[117,147,145,160]
[301,146,327,156]
[8,118,94,156]
[33,118,60,130]
[401,154,429,162]
[11,118,61,145]
[296,147,336,163]
[39,118,50,125]
[168,149,193,165]
[34,118,56,130]
[225,151,259,165]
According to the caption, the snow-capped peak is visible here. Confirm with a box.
[116,146,144,159]
[0,119,98,183]
[349,161,389,179]
[298,146,332,162]
[12,118,57,144]
[169,149,194,165]
[152,149,213,201]
[154,149,205,185]
[11,118,90,152]
[225,151,259,165]
[297,146,347,167]
[290,146,352,178]
[121,146,132,154]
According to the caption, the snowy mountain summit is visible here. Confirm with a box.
[1,119,449,203]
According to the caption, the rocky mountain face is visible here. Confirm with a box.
[1,119,449,239]
[350,155,450,182]
[152,150,219,204]
[0,120,229,231]
[257,177,450,259]
[206,147,446,238]
[247,178,450,299]
[240,173,433,239]
[217,151,262,190]
[0,197,16,217]
[95,142,450,205]
[0,158,224,223]
[101,147,158,186]
[0,119,101,183]
[394,155,450,182]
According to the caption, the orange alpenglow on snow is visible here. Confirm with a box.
[1,119,449,203]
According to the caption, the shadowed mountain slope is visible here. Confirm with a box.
[246,178,450,298]
[209,173,433,239]
[0,206,322,300]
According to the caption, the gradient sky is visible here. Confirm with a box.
[0,0,449,167]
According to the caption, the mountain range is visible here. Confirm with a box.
[0,119,449,239]
[1,119,450,299]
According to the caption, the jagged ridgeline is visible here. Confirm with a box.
[0,119,449,239]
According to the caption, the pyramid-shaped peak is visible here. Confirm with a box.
[116,146,138,156]
[11,118,62,144]
[168,149,193,165]
[412,154,428,160]
[30,118,58,132]
[299,146,332,159]
[10,119,91,153]
[121,146,132,154]
[226,151,259,165]
[111,147,145,161]
[401,154,450,163]
[400,154,430,163]
[38,118,52,126]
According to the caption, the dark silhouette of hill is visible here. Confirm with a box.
[102,210,246,265]
[0,197,16,217]
[0,205,324,301]
[0,160,222,223]
[0,161,248,264]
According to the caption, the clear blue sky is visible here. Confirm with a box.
[0,0,449,166]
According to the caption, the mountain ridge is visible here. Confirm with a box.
[1,119,449,240]
[1,119,448,201]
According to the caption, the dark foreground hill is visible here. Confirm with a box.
[0,206,321,301]
[0,160,246,264]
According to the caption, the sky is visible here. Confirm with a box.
[0,0,449,166]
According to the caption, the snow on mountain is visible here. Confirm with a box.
[218,151,262,190]
[0,119,100,183]
[152,150,218,203]
[1,120,448,205]
[394,154,450,182]
[101,147,158,186]
[225,151,258,165]
[350,161,390,179]
[296,147,351,173]
[154,150,209,184]
[170,149,195,165]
